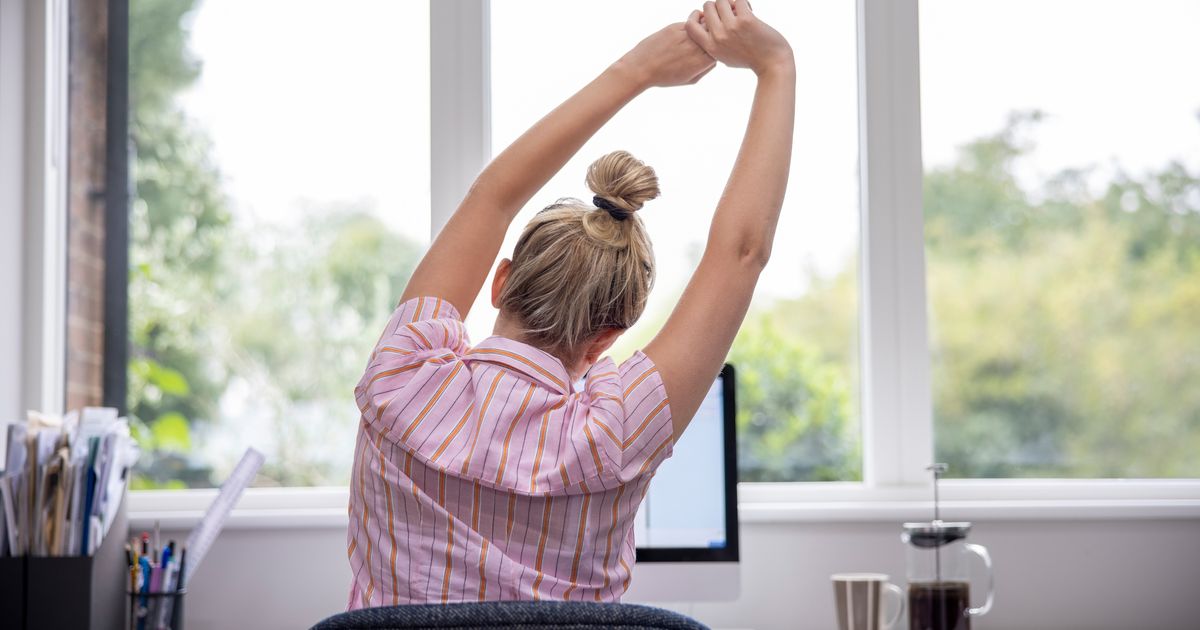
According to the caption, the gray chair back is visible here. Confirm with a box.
[311,601,709,629]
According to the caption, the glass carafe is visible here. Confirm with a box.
[902,521,994,630]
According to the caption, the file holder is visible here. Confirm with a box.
[22,492,128,630]
[0,553,24,627]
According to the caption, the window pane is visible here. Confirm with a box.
[128,0,430,487]
[484,1,862,481]
[921,0,1200,477]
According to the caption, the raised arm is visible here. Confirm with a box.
[400,24,714,316]
[645,0,796,437]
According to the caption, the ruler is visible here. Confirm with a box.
[184,447,264,583]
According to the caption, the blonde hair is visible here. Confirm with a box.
[498,150,659,362]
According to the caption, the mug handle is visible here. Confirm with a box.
[965,543,995,617]
[881,582,905,629]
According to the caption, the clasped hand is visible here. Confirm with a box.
[621,0,793,89]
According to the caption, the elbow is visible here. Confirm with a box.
[706,227,773,272]
[459,176,519,220]
[737,241,773,271]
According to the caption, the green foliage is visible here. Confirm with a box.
[129,0,1199,486]
[925,114,1200,477]
[215,208,421,486]
[128,1,421,487]
[729,313,859,481]
[130,358,190,396]
[129,0,200,115]
[150,413,192,452]
[715,110,1200,481]
[129,0,227,487]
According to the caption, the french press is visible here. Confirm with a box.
[902,464,994,630]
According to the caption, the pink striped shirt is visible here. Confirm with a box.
[347,296,674,609]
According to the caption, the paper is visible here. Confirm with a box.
[0,408,138,558]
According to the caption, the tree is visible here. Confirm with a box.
[696,111,1200,481]
[614,259,861,482]
[209,208,421,486]
[129,0,230,487]
[129,2,423,487]
[130,0,1199,484]
[729,312,859,481]
[924,114,1200,477]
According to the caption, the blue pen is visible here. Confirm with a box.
[161,543,172,569]
[138,555,152,630]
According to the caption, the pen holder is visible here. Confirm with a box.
[128,589,186,630]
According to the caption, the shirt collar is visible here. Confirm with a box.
[465,336,573,395]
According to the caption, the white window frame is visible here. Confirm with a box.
[2,0,69,421]
[47,0,1191,527]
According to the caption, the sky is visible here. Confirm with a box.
[180,0,431,241]
[178,0,1200,346]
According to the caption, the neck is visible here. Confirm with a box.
[491,313,527,343]
[492,313,587,382]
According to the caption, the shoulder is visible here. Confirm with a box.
[576,351,675,483]
[584,352,672,436]
[379,296,470,356]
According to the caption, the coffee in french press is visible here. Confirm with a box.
[901,464,994,630]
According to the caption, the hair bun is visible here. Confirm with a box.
[585,150,660,214]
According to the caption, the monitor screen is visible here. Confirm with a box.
[634,365,737,562]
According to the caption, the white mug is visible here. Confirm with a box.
[831,573,905,630]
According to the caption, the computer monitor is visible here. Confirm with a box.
[626,364,739,602]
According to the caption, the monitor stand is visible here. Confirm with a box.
[624,561,740,602]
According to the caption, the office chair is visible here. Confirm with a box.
[310,601,709,629]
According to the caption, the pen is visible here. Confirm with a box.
[177,548,188,591]
[140,554,152,590]
[138,553,152,630]
[126,544,137,593]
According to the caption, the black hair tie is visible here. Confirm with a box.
[593,195,630,222]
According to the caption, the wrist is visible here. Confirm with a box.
[609,56,654,93]
[753,51,796,80]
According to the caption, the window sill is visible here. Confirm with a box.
[739,498,1200,523]
[127,480,1200,531]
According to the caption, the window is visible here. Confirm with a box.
[128,0,430,487]
[482,0,862,482]
[921,0,1200,477]
[109,0,1199,501]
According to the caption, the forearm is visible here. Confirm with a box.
[464,60,650,219]
[401,22,711,316]
[400,61,647,315]
[705,63,796,267]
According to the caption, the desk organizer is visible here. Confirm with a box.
[128,588,185,630]
[0,494,128,630]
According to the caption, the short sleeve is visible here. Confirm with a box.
[580,351,675,484]
[373,296,469,358]
[354,296,471,436]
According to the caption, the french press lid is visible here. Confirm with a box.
[902,462,971,548]
[902,520,971,548]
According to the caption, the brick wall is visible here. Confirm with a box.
[65,0,109,411]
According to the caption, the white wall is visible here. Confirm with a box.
[159,516,1200,630]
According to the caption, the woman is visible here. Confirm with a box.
[348,0,794,607]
